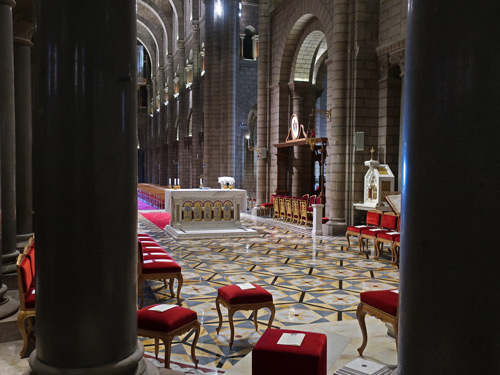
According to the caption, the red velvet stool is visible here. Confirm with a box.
[216,284,276,349]
[252,328,327,375]
[137,304,200,369]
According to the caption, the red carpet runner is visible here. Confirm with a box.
[140,212,171,230]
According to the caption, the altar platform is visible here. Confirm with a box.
[164,188,258,239]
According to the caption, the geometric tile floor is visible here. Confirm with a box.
[138,213,399,374]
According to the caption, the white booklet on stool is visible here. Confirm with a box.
[277,333,305,346]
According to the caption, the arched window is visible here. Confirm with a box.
[241,26,257,60]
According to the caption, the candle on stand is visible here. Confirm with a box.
[200,178,202,186]
[169,178,171,186]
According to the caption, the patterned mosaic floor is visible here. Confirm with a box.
[138,213,399,374]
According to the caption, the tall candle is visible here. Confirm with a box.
[169,178,171,185]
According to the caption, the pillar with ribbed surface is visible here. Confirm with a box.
[325,0,348,234]
[0,0,20,321]
[399,1,500,374]
[256,0,270,205]
[31,1,155,374]
[0,0,19,276]
[14,34,34,244]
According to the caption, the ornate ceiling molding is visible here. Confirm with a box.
[376,39,406,77]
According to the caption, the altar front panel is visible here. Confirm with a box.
[165,189,247,230]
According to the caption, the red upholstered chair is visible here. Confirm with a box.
[375,217,401,264]
[138,243,183,308]
[285,197,293,222]
[216,284,276,349]
[360,212,399,254]
[356,289,399,356]
[273,195,280,219]
[392,235,401,265]
[252,328,327,375]
[278,196,286,220]
[299,199,309,226]
[260,194,276,218]
[137,304,200,369]
[16,252,36,357]
[345,210,382,251]
[291,198,301,224]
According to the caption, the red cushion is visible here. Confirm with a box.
[252,329,327,375]
[137,305,197,332]
[26,247,35,279]
[394,235,401,243]
[366,211,381,226]
[360,227,389,236]
[20,258,33,294]
[380,214,398,230]
[143,252,172,260]
[260,203,273,207]
[322,217,329,224]
[142,245,166,253]
[346,225,376,234]
[24,288,36,309]
[218,284,273,305]
[139,240,159,247]
[142,259,181,274]
[377,231,400,241]
[360,289,398,316]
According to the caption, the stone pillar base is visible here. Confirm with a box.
[323,220,347,236]
[1,250,19,275]
[16,233,34,250]
[29,341,157,375]
[0,284,19,320]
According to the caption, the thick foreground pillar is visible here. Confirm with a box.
[0,0,20,320]
[399,1,500,374]
[15,36,34,243]
[32,1,155,374]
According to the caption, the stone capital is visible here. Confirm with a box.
[191,20,199,32]
[13,1,33,45]
[177,39,185,51]
[378,55,390,81]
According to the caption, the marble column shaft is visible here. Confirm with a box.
[15,38,34,240]
[326,0,348,229]
[256,0,270,205]
[399,1,500,374]
[0,0,19,273]
[0,0,20,321]
[31,1,147,373]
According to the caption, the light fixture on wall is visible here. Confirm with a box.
[245,132,254,151]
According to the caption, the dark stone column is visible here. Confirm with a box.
[15,36,34,244]
[0,0,19,320]
[31,1,156,374]
[399,1,500,374]
[0,0,19,276]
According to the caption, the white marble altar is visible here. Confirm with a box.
[164,188,256,239]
